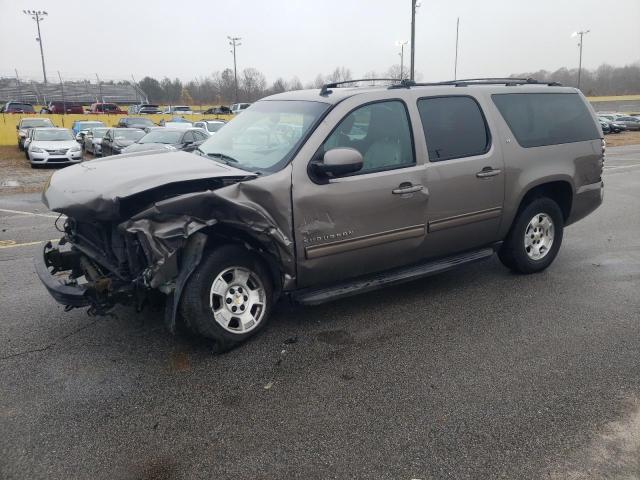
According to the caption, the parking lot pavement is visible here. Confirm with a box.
[0,148,639,479]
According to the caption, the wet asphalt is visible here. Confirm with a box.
[0,146,639,479]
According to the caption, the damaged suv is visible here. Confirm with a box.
[37,78,604,351]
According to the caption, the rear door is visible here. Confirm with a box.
[416,94,505,258]
[292,96,429,288]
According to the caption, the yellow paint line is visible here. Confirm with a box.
[0,208,62,219]
[0,239,59,249]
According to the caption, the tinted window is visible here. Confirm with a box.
[183,131,195,143]
[322,100,414,174]
[417,96,490,162]
[492,93,599,148]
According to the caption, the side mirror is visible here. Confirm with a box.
[312,148,363,177]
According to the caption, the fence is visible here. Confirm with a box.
[0,113,233,146]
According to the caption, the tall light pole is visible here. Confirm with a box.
[23,10,48,84]
[396,40,408,79]
[410,0,418,81]
[572,30,590,89]
[228,36,242,103]
[454,17,460,80]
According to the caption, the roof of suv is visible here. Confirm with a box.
[263,78,579,105]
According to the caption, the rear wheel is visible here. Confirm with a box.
[179,245,273,352]
[498,197,564,274]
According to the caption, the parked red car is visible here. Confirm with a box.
[40,101,85,114]
[89,103,126,114]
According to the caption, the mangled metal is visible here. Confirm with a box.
[39,151,295,323]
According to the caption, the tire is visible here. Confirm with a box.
[498,197,564,274]
[18,141,23,151]
[179,244,273,352]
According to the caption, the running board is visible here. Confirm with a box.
[292,246,497,306]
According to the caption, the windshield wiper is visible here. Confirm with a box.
[205,152,240,165]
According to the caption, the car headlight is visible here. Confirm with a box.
[70,145,81,152]
[30,146,44,153]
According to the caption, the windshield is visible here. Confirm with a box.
[99,104,118,112]
[173,106,190,111]
[198,100,328,173]
[90,128,108,138]
[114,129,145,141]
[206,122,225,133]
[127,118,155,126]
[34,129,74,141]
[139,130,184,144]
[21,119,52,128]
[79,122,104,129]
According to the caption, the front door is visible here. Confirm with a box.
[292,99,429,288]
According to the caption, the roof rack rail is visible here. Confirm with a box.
[319,78,407,96]
[403,77,562,87]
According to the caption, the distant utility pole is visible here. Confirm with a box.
[572,30,590,89]
[15,69,23,102]
[58,71,66,112]
[95,73,103,102]
[410,0,417,81]
[23,10,49,84]
[228,36,242,103]
[454,17,460,80]
[396,40,408,80]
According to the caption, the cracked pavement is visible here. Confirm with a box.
[0,146,639,479]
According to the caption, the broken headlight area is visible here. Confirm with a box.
[42,217,163,316]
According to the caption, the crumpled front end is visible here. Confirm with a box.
[36,159,295,327]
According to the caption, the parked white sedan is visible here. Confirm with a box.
[26,128,82,168]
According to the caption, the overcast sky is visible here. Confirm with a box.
[1,0,638,84]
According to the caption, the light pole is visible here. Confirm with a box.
[396,40,408,79]
[454,17,460,80]
[228,36,242,103]
[572,30,590,89]
[410,0,418,81]
[23,10,48,84]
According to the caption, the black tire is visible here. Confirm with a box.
[179,244,273,353]
[18,141,23,151]
[498,197,564,274]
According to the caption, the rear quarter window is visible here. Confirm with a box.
[492,93,599,148]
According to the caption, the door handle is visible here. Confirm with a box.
[476,167,502,178]
[392,183,424,195]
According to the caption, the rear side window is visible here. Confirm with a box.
[492,93,599,148]
[417,96,490,162]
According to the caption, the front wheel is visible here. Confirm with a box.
[498,197,564,274]
[179,244,273,352]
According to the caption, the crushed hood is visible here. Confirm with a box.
[43,150,254,220]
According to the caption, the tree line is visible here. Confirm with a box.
[136,62,639,105]
[513,62,640,96]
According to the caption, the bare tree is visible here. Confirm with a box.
[241,68,267,102]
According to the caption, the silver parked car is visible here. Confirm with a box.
[193,120,226,135]
[16,118,54,150]
[83,127,109,156]
[613,116,640,131]
[26,128,82,167]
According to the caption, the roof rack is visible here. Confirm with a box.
[318,77,562,96]
[391,77,562,88]
[319,78,409,96]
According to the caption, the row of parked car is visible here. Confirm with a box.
[15,116,226,167]
[1,100,251,115]
[597,112,640,133]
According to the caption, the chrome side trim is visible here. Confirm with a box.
[305,224,425,259]
[428,207,502,232]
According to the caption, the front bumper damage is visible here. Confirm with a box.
[37,174,295,331]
